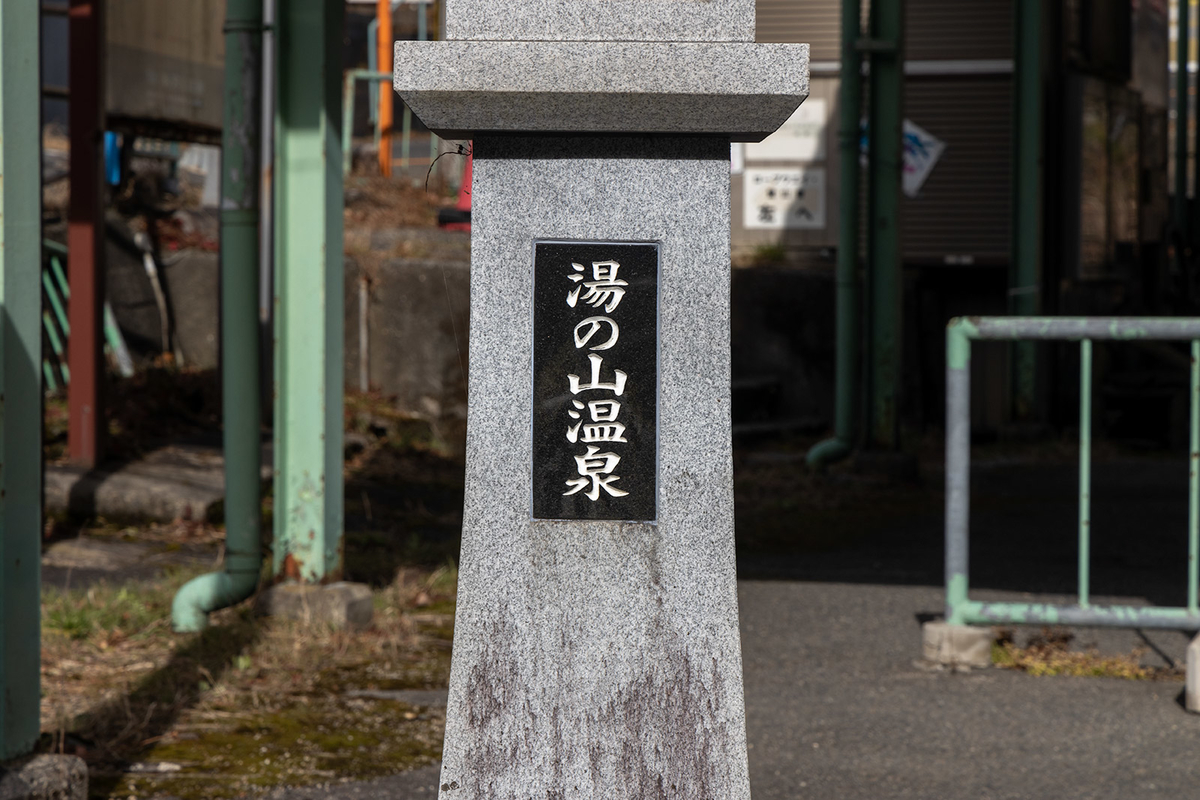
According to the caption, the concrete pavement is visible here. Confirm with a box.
[306,457,1200,798]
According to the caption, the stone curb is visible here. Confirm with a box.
[0,755,87,800]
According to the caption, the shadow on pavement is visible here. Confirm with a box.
[735,451,1194,610]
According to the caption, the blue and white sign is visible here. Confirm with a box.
[859,118,947,198]
[901,119,946,198]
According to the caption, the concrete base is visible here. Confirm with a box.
[0,755,87,800]
[1186,632,1200,713]
[254,582,374,630]
[922,621,995,668]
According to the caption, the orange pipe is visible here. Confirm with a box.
[377,0,392,176]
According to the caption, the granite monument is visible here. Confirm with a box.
[395,3,808,796]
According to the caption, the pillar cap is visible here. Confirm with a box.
[393,41,809,142]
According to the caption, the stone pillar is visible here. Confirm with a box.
[396,4,807,797]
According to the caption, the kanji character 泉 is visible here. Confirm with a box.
[566,261,628,313]
[568,353,627,396]
[563,445,630,500]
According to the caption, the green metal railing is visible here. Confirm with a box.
[41,241,71,391]
[341,69,392,178]
[945,316,1200,630]
[40,239,133,392]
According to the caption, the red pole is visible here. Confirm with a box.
[68,0,106,467]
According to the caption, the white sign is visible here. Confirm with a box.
[746,98,827,162]
[902,119,946,198]
[742,167,826,230]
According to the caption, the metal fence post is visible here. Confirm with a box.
[945,319,974,625]
[274,0,345,583]
[1078,339,1092,607]
[1189,339,1199,614]
[67,0,106,467]
[0,0,44,758]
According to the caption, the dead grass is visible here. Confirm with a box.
[40,565,456,799]
[342,175,440,230]
[44,368,222,465]
[991,628,1184,681]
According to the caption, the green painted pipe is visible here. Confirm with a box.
[866,0,904,450]
[173,0,264,632]
[1011,0,1042,420]
[1176,0,1190,239]
[806,0,862,469]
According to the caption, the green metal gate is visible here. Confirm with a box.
[945,316,1200,630]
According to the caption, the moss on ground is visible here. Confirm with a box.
[94,697,444,800]
[40,564,456,800]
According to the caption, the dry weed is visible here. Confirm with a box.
[992,627,1184,680]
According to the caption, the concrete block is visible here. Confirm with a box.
[922,621,995,668]
[0,755,87,800]
[44,443,273,523]
[161,249,219,369]
[44,462,224,522]
[343,252,470,457]
[1186,632,1200,713]
[255,582,374,630]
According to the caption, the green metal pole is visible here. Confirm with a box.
[1078,339,1092,608]
[1177,0,1191,239]
[1011,0,1042,421]
[343,71,356,177]
[866,0,903,450]
[1189,339,1199,614]
[343,70,392,178]
[806,0,862,468]
[173,0,265,632]
[0,0,44,759]
[401,105,412,169]
[274,0,345,583]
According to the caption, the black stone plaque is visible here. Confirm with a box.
[532,241,659,521]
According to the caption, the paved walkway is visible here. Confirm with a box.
[742,580,1196,799]
[295,457,1200,798]
[272,578,1198,799]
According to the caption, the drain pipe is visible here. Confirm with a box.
[806,0,863,469]
[173,0,265,632]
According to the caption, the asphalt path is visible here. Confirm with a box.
[291,577,1200,799]
[741,580,1199,800]
[301,459,1200,798]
